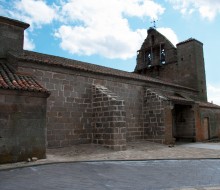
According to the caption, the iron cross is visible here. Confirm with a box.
[151,19,158,28]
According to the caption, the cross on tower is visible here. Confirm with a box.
[151,19,158,29]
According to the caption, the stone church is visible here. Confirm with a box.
[0,16,220,164]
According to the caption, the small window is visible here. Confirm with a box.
[144,51,152,66]
[160,47,166,64]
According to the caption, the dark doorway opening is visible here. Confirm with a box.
[172,104,195,142]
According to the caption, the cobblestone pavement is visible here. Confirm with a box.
[0,160,220,190]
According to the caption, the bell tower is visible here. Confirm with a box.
[134,27,177,76]
[135,28,207,102]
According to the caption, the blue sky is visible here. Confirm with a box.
[0,0,220,104]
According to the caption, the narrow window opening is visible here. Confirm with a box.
[160,45,166,64]
[146,52,152,67]
[144,51,152,67]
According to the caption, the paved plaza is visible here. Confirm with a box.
[1,142,220,189]
[0,160,220,190]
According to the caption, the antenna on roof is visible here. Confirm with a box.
[151,18,158,29]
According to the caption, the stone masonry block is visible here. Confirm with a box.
[53,73,66,80]
[92,84,127,150]
[0,94,5,103]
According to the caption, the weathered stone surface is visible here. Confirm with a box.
[92,85,126,150]
[135,28,207,102]
[0,90,47,164]
[0,16,29,58]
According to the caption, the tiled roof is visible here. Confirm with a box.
[9,50,196,92]
[0,61,49,94]
[198,101,220,109]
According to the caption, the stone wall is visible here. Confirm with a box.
[105,81,144,142]
[143,89,172,144]
[92,85,126,150]
[17,63,145,148]
[0,90,48,164]
[176,40,207,101]
[0,16,29,58]
[197,107,220,140]
[16,61,198,148]
[38,70,93,148]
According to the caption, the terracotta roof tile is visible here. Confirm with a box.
[0,61,49,94]
[9,50,196,91]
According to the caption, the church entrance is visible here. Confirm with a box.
[172,104,195,142]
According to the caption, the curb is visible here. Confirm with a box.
[1,157,220,171]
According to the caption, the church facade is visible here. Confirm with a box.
[0,16,220,164]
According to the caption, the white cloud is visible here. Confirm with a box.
[55,0,165,59]
[8,0,57,28]
[168,0,220,21]
[54,25,147,59]
[23,31,35,50]
[207,83,220,105]
[122,0,165,19]
[157,27,179,46]
[1,0,166,59]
